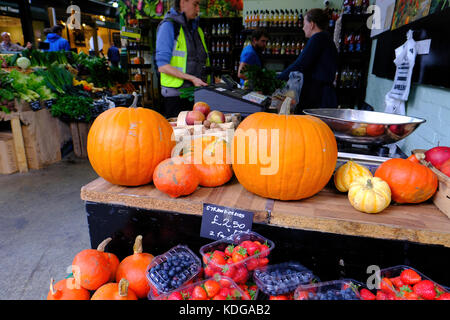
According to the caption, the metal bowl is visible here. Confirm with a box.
[302,109,426,145]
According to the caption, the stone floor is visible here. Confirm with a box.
[0,153,98,300]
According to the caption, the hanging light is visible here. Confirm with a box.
[112,1,119,8]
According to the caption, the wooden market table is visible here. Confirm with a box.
[80,177,450,286]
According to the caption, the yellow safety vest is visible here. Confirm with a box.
[161,26,210,88]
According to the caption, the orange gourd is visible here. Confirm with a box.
[91,278,138,300]
[153,156,199,198]
[374,157,438,203]
[72,245,111,291]
[115,235,154,299]
[87,107,175,186]
[97,237,120,282]
[183,136,233,187]
[46,278,90,300]
[231,112,338,200]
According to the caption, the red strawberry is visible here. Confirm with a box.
[400,269,422,285]
[246,257,259,271]
[232,266,249,284]
[168,291,183,300]
[221,264,236,279]
[380,277,396,294]
[413,280,437,300]
[224,245,235,257]
[359,288,376,300]
[295,290,309,300]
[437,293,450,300]
[390,276,404,288]
[376,291,387,300]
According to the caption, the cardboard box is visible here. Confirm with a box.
[0,132,18,174]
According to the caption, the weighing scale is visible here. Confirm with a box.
[194,75,272,118]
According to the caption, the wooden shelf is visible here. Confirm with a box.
[81,177,450,248]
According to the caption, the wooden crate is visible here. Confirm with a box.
[70,121,93,158]
[413,149,450,219]
[169,111,241,142]
[0,132,18,174]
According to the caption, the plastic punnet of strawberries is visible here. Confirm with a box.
[359,268,450,300]
[160,275,249,300]
[202,239,272,285]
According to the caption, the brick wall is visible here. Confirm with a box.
[365,39,450,155]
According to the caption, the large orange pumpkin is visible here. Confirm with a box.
[374,157,438,203]
[91,278,138,300]
[87,107,175,186]
[46,278,91,300]
[232,112,338,200]
[115,235,154,299]
[183,136,233,187]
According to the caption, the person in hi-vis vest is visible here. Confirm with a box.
[156,0,210,118]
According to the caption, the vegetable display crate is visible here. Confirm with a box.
[169,111,241,143]
[413,149,450,219]
[70,121,93,158]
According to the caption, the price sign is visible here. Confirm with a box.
[200,203,254,241]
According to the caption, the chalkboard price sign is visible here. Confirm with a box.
[200,203,254,241]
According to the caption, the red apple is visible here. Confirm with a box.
[388,124,405,136]
[366,124,385,137]
[206,110,225,124]
[425,146,450,169]
[186,110,205,125]
[440,158,450,177]
[193,101,211,117]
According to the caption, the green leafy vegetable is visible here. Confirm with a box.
[50,95,94,122]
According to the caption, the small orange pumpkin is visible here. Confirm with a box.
[374,157,438,203]
[72,246,111,291]
[97,237,120,282]
[115,235,154,299]
[91,278,138,300]
[153,156,199,198]
[46,278,91,300]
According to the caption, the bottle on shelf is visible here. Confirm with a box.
[211,41,215,53]
[269,10,274,27]
[265,40,272,55]
[343,0,354,15]
[225,23,230,35]
[222,59,226,70]
[280,41,286,55]
[274,10,279,28]
[293,10,299,28]
[212,24,216,35]
[225,40,230,53]
[298,9,304,28]
[244,11,249,28]
[355,0,363,15]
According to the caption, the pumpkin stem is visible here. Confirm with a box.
[366,178,373,189]
[118,278,129,297]
[49,278,56,295]
[96,237,112,252]
[130,92,139,108]
[278,97,292,115]
[133,235,143,254]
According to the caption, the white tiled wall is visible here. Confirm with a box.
[365,39,450,155]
